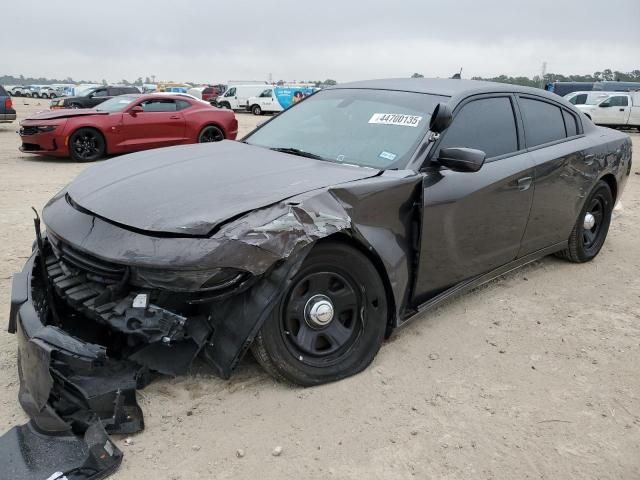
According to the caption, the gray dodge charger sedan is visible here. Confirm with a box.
[4,79,632,478]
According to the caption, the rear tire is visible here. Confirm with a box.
[198,125,224,143]
[69,128,106,162]
[555,180,613,263]
[251,242,388,386]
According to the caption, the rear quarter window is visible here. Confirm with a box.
[0,85,7,96]
[562,110,578,137]
[519,98,566,147]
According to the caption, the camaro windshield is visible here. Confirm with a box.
[245,88,448,169]
[95,96,137,112]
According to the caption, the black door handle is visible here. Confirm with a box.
[619,108,625,112]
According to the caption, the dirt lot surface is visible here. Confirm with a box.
[1,99,639,479]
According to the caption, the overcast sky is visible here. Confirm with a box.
[4,0,639,84]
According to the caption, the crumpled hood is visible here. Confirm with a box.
[23,109,107,122]
[65,141,380,236]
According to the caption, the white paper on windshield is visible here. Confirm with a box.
[368,113,422,127]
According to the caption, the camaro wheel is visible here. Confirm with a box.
[69,128,106,162]
[252,242,388,386]
[252,105,262,115]
[198,125,224,143]
[556,180,613,263]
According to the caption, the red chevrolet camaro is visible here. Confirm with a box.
[18,94,239,162]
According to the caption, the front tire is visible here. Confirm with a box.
[251,104,262,115]
[252,242,388,386]
[556,180,613,263]
[69,128,106,162]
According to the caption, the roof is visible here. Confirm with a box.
[331,78,559,101]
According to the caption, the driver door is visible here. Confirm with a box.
[592,95,630,125]
[414,95,535,300]
[121,99,186,151]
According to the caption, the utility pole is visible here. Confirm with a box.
[540,62,547,88]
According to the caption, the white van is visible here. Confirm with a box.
[246,86,319,115]
[215,85,272,111]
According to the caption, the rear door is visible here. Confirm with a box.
[592,95,631,125]
[121,98,186,150]
[414,94,535,299]
[517,96,591,255]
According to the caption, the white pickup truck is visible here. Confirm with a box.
[577,91,640,128]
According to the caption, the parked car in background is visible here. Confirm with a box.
[187,85,224,103]
[19,93,238,161]
[247,85,318,115]
[545,81,595,96]
[0,85,16,123]
[215,84,271,110]
[49,85,141,109]
[576,91,640,128]
[31,86,60,99]
[564,90,611,106]
[7,85,27,97]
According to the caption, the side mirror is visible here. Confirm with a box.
[598,103,610,108]
[437,147,486,172]
[129,105,144,116]
[429,103,453,133]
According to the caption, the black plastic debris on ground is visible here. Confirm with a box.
[0,421,122,480]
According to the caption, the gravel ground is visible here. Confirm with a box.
[1,99,639,480]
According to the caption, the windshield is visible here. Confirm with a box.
[95,96,137,112]
[244,89,447,168]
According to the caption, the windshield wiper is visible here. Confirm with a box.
[269,147,327,161]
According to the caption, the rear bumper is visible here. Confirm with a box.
[0,110,16,123]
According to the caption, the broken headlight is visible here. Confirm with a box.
[133,267,250,292]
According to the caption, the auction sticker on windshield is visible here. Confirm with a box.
[369,113,423,127]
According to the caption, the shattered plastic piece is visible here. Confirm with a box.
[0,421,122,480]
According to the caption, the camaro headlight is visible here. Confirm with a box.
[35,125,57,133]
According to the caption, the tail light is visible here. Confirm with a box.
[4,97,12,110]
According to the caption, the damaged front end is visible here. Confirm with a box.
[2,165,421,478]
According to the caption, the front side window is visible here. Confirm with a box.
[245,88,446,169]
[92,89,108,97]
[519,98,566,147]
[140,99,178,112]
[600,96,628,107]
[225,88,236,97]
[437,97,519,159]
[259,89,273,98]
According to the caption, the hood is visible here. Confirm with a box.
[65,141,380,236]
[23,109,107,122]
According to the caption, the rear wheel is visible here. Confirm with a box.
[69,128,106,162]
[41,93,49,99]
[198,125,224,143]
[556,180,613,263]
[251,242,388,386]
[50,93,57,98]
[32,93,40,98]
[252,104,262,115]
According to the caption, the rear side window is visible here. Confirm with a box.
[562,110,578,137]
[569,93,587,105]
[519,98,566,147]
[437,97,518,159]
[0,85,6,96]
[176,99,192,110]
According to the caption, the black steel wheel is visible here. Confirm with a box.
[556,180,613,263]
[69,128,106,162]
[198,125,224,143]
[252,241,388,386]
